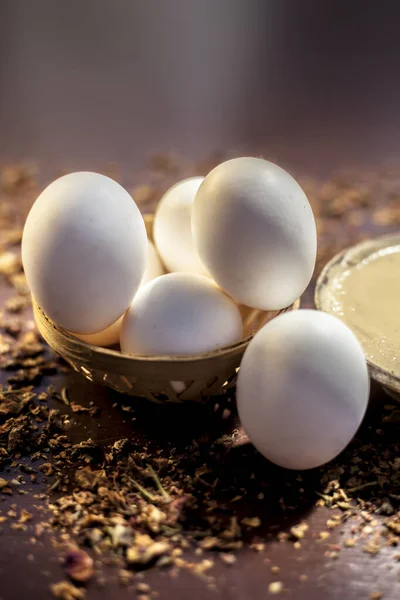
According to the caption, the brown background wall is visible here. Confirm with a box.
[1,0,400,179]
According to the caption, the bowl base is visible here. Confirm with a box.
[382,385,400,403]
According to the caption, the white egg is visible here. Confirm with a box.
[120,272,243,356]
[72,316,123,347]
[192,157,317,310]
[237,310,369,470]
[153,177,209,275]
[68,241,163,347]
[141,240,164,286]
[22,172,147,334]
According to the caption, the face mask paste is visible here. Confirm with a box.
[325,244,400,377]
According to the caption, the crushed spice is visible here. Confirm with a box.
[0,157,399,598]
[64,547,94,583]
[50,581,85,600]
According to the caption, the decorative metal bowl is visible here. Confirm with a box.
[34,215,300,404]
[315,232,400,402]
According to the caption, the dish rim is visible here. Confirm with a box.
[315,231,400,395]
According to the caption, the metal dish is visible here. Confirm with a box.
[315,233,400,402]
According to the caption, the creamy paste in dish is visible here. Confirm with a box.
[330,245,400,376]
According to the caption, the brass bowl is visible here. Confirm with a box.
[34,215,300,404]
[315,233,400,402]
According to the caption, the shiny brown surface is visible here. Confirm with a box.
[0,350,399,600]
[1,2,400,599]
[2,0,400,178]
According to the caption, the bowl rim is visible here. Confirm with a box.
[315,231,400,394]
[33,210,301,369]
[34,299,301,366]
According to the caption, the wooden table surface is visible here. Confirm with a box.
[1,2,400,599]
[0,313,399,600]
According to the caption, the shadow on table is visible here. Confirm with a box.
[59,372,338,542]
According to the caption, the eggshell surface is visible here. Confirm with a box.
[237,310,369,470]
[72,316,123,347]
[120,272,243,356]
[192,157,317,310]
[141,241,164,286]
[22,172,147,334]
[154,177,209,275]
[68,242,163,346]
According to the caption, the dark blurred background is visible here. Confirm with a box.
[1,0,400,180]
